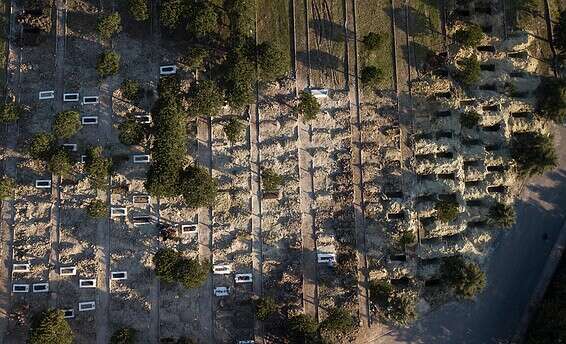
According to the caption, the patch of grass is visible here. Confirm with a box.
[411,0,442,68]
[257,0,290,71]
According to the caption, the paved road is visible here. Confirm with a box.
[375,124,566,344]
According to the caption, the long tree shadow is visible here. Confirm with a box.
[308,18,354,43]
[296,49,342,72]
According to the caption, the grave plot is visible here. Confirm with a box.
[258,82,303,338]
[210,109,254,343]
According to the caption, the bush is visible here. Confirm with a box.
[53,110,81,139]
[488,202,516,228]
[110,327,136,344]
[186,2,218,39]
[182,47,209,70]
[0,176,15,200]
[453,24,484,47]
[220,47,256,109]
[363,32,383,51]
[179,165,218,208]
[460,111,481,128]
[121,79,141,102]
[294,91,320,122]
[320,308,357,335]
[128,0,149,21]
[441,256,486,299]
[186,80,224,118]
[369,279,393,308]
[28,309,73,344]
[361,65,383,88]
[28,132,55,160]
[153,248,180,283]
[537,78,566,123]
[85,146,112,190]
[288,314,318,342]
[555,10,566,51]
[97,12,122,40]
[86,199,108,218]
[227,0,255,37]
[119,118,145,145]
[0,100,22,123]
[159,0,186,29]
[261,168,283,193]
[511,131,557,177]
[388,291,417,325]
[153,248,209,288]
[456,56,481,86]
[48,149,73,176]
[96,51,120,78]
[223,117,245,143]
[397,231,416,249]
[256,42,288,81]
[255,297,277,321]
[435,200,459,223]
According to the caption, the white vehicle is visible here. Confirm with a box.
[238,341,255,344]
[111,271,128,281]
[12,284,29,293]
[133,155,151,163]
[63,93,80,102]
[60,266,77,276]
[308,88,329,99]
[111,207,127,217]
[12,263,30,273]
[213,265,232,275]
[35,180,52,189]
[82,96,99,104]
[32,283,49,293]
[78,301,95,311]
[317,253,336,266]
[39,90,55,100]
[135,114,152,124]
[62,143,77,152]
[214,287,230,297]
[234,273,252,284]
[160,65,177,75]
[180,224,198,234]
[81,116,99,125]
[79,279,96,288]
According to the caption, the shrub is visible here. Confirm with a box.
[397,231,416,249]
[441,256,486,298]
[220,47,256,109]
[182,47,209,70]
[361,65,383,88]
[456,56,481,86]
[227,0,255,37]
[110,327,136,344]
[369,279,393,308]
[288,314,318,341]
[85,146,112,190]
[153,248,209,288]
[223,117,245,143]
[435,200,459,223]
[86,199,108,218]
[388,291,417,325]
[118,118,145,145]
[159,0,186,29]
[0,100,22,123]
[0,176,15,200]
[179,165,218,208]
[537,78,566,123]
[121,79,141,102]
[261,168,283,193]
[363,32,383,51]
[186,2,218,39]
[320,307,357,335]
[97,12,122,40]
[186,80,224,118]
[96,51,120,78]
[511,131,557,177]
[128,0,149,21]
[255,297,277,321]
[28,309,73,344]
[153,248,180,283]
[28,132,55,160]
[48,149,73,176]
[460,111,481,128]
[294,91,320,122]
[256,42,288,81]
[488,202,516,228]
[453,24,484,47]
[53,110,81,139]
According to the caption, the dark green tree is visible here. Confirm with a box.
[179,165,218,208]
[0,100,23,123]
[186,80,224,118]
[28,132,55,160]
[537,78,566,123]
[85,146,112,190]
[175,257,210,289]
[86,199,108,218]
[110,327,136,344]
[288,313,319,342]
[488,202,516,228]
[97,12,122,40]
[255,297,277,321]
[0,176,15,200]
[186,2,218,39]
[441,256,486,299]
[121,79,141,102]
[220,48,256,109]
[48,149,73,177]
[182,47,209,71]
[320,307,357,335]
[453,24,484,47]
[227,0,255,37]
[119,118,145,145]
[511,131,557,177]
[261,168,283,193]
[361,65,383,88]
[153,248,180,283]
[435,200,459,223]
[460,111,481,128]
[28,309,73,344]
[159,0,186,29]
[128,0,149,21]
[456,56,481,86]
[363,32,383,51]
[53,111,81,139]
[256,42,288,81]
[96,51,120,78]
[223,117,245,143]
[294,91,320,122]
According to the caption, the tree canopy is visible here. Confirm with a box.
[121,79,141,102]
[361,65,383,88]
[511,131,557,177]
[179,165,218,208]
[460,111,481,129]
[119,118,145,146]
[255,297,277,321]
[555,10,566,51]
[159,0,186,29]
[0,176,15,200]
[294,91,320,122]
[362,32,383,51]
[153,248,209,288]
[453,24,484,47]
[97,12,122,40]
[48,148,73,177]
[86,199,108,218]
[186,80,224,118]
[319,308,357,335]
[28,132,55,160]
[128,0,149,21]
[97,51,120,78]
[256,42,288,81]
[288,314,319,342]
[441,256,486,299]
[0,100,23,123]
[261,168,283,193]
[85,146,112,190]
[219,46,256,109]
[53,111,81,139]
[182,47,209,71]
[435,200,459,223]
[223,117,245,143]
[110,327,137,344]
[28,309,73,344]
[186,2,218,40]
[537,78,566,123]
[368,279,417,325]
[456,55,481,86]
[488,202,516,228]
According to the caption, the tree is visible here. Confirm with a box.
[220,48,256,109]
[182,47,209,71]
[363,32,383,51]
[537,78,566,123]
[110,327,136,344]
[175,257,210,289]
[223,117,245,143]
[53,110,81,139]
[121,79,141,102]
[48,149,73,176]
[456,56,481,86]
[119,118,145,145]
[128,0,149,21]
[261,168,283,193]
[288,314,319,342]
[488,202,516,228]
[186,80,224,118]
[186,2,218,39]
[320,308,357,335]
[153,248,180,283]
[256,42,288,81]
[96,51,120,78]
[397,231,416,249]
[555,10,566,51]
[179,165,218,208]
[86,199,108,218]
[361,65,383,88]
[511,131,557,177]
[0,176,15,200]
[0,100,23,123]
[97,12,122,40]
[294,91,320,122]
[255,297,277,321]
[85,146,112,190]
[159,0,186,29]
[28,309,73,344]
[453,24,484,47]
[227,0,255,37]
[441,256,486,299]
[435,200,459,223]
[460,111,481,128]
[369,279,393,308]
[28,132,55,160]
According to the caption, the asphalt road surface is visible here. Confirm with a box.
[376,124,566,344]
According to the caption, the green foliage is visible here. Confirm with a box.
[435,200,459,223]
[153,248,209,288]
[28,132,55,160]
[182,47,209,70]
[369,280,418,325]
[361,65,383,88]
[186,2,218,39]
[537,78,566,123]
[121,79,141,102]
[110,327,136,344]
[0,176,15,200]
[288,314,319,342]
[85,146,112,190]
[153,248,180,283]
[261,168,283,193]
[97,12,122,40]
[511,131,557,177]
[86,199,107,218]
[397,231,416,249]
[555,11,566,51]
[460,111,481,129]
[223,117,245,143]
[369,279,393,308]
[119,118,145,145]
[488,202,516,228]
[453,24,484,47]
[256,42,288,81]
[226,0,256,38]
[0,100,22,123]
[456,56,481,86]
[179,165,218,208]
[158,76,183,99]
[441,256,486,299]
[53,111,81,139]
[48,149,73,177]
[96,51,120,78]
[219,46,256,109]
[320,308,357,335]
[128,0,149,21]
[186,80,224,118]
[255,297,277,321]
[295,91,320,122]
[363,32,383,51]
[159,0,186,29]
[28,309,73,344]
